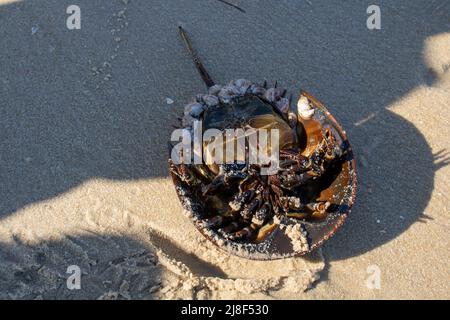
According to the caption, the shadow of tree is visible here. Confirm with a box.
[0,0,449,264]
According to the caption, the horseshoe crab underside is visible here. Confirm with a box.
[168,27,357,260]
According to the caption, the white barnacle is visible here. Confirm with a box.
[233,79,248,87]
[208,84,222,96]
[184,102,204,118]
[233,79,252,94]
[297,95,315,120]
[218,85,240,103]
[201,94,219,107]
[249,84,266,96]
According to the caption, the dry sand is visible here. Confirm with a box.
[0,0,449,299]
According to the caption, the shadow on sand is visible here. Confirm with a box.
[0,0,449,265]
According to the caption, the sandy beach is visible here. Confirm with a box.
[0,0,449,299]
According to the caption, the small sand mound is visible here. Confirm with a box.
[147,227,324,299]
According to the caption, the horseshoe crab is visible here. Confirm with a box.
[168,26,357,260]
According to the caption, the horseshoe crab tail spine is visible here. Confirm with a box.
[178,25,215,88]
